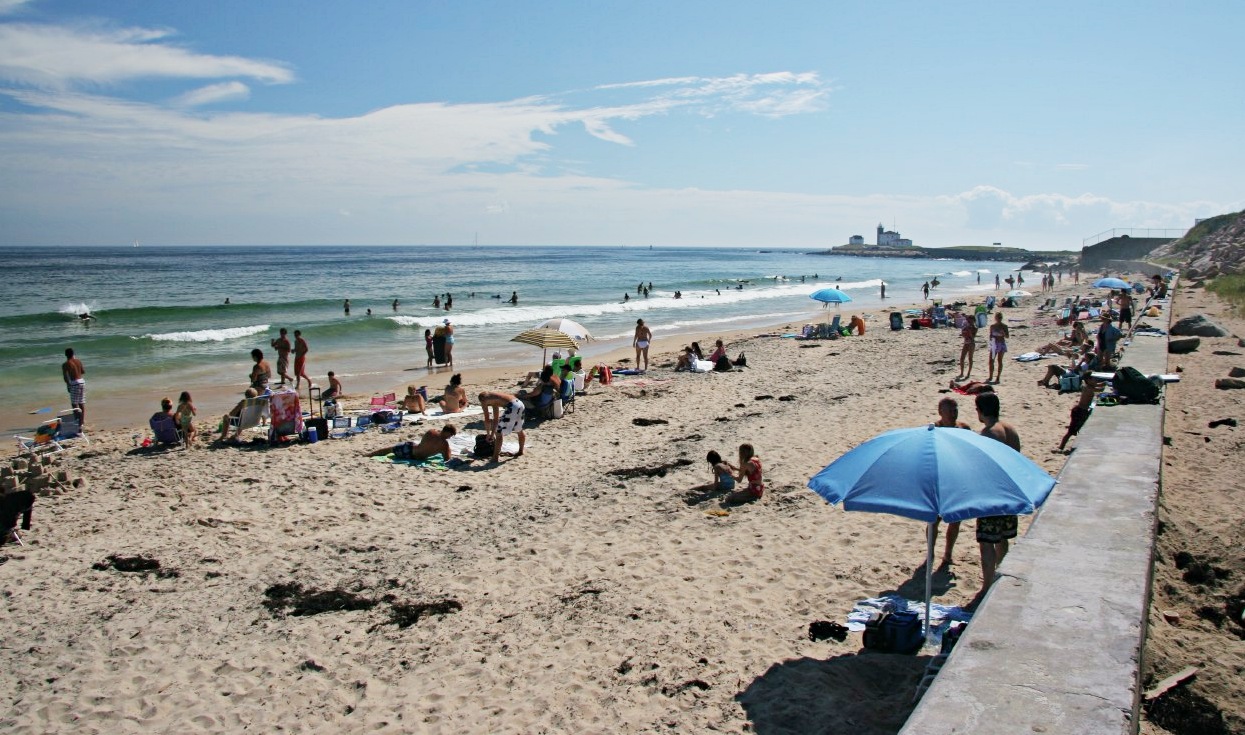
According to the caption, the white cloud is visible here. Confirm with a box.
[0,22,293,88]
[1056,163,1088,170]
[173,81,250,108]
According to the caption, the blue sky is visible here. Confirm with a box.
[0,0,1240,250]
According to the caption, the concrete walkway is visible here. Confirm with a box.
[902,308,1170,734]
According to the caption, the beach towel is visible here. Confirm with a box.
[846,594,973,646]
[1013,352,1046,362]
[420,405,485,421]
[371,452,448,469]
[448,433,522,457]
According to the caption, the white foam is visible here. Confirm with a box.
[143,324,270,343]
[58,302,97,317]
[950,270,972,277]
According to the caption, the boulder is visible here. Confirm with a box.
[1168,338,1200,354]
[1230,367,1245,378]
[1215,378,1245,390]
[1170,314,1231,337]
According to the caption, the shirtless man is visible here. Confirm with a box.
[270,328,293,385]
[975,392,1021,587]
[633,318,652,372]
[366,424,456,461]
[293,330,311,389]
[61,347,86,426]
[1116,290,1135,331]
[933,397,972,565]
[477,391,526,463]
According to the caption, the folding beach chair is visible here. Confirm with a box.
[932,305,949,328]
[14,421,64,457]
[559,375,576,415]
[369,393,398,412]
[328,415,356,439]
[149,413,183,446]
[228,395,271,439]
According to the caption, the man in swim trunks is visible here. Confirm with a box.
[1116,290,1134,331]
[293,330,311,389]
[367,424,456,461]
[271,328,293,385]
[986,312,1009,384]
[633,318,652,372]
[932,397,972,565]
[62,347,86,426]
[478,391,526,463]
[975,393,1021,587]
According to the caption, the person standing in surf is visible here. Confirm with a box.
[293,330,311,389]
[271,328,293,386]
[62,347,86,427]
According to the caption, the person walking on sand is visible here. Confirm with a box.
[271,328,293,386]
[958,314,978,380]
[478,391,526,463]
[986,312,1009,384]
[633,318,652,372]
[293,330,311,389]
[975,393,1021,587]
[61,347,86,426]
[932,398,972,565]
[922,282,930,300]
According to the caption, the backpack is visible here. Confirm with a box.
[1113,366,1161,404]
[473,434,495,459]
[862,609,924,655]
[714,356,733,372]
[732,352,747,367]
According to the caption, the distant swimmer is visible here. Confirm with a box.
[509,291,518,304]
[224,298,231,305]
[343,299,351,315]
[392,299,399,311]
[624,293,630,302]
[835,276,842,282]
[366,308,372,316]
[77,312,96,321]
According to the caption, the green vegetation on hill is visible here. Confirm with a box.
[1207,274,1245,312]
[1166,211,1242,254]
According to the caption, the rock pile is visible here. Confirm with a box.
[1,453,87,497]
[1150,210,1245,279]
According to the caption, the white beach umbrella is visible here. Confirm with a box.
[534,318,594,342]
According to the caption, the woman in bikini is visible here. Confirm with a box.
[986,312,1009,384]
[633,318,652,372]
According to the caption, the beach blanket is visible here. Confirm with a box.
[371,452,448,469]
[417,405,485,422]
[846,594,973,645]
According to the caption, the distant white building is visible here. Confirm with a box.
[877,223,913,247]
[849,235,865,245]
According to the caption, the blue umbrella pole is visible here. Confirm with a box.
[925,522,935,640]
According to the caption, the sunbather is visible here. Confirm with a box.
[439,373,468,413]
[402,385,427,413]
[366,424,456,461]
[218,388,259,441]
[1037,347,1097,388]
[1059,380,1099,451]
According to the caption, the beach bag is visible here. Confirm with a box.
[1113,366,1161,404]
[1059,373,1082,393]
[909,318,922,330]
[472,434,495,459]
[371,410,394,424]
[732,353,747,367]
[714,356,733,372]
[889,312,904,331]
[551,397,564,419]
[862,609,924,655]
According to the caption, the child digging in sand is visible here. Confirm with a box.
[706,451,736,493]
[176,391,197,448]
[723,443,764,504]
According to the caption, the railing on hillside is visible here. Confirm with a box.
[1082,228,1186,248]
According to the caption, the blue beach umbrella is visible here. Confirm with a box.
[807,424,1057,635]
[1093,277,1130,290]
[809,288,853,305]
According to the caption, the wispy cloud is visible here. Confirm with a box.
[173,81,250,108]
[1056,163,1088,170]
[0,22,293,88]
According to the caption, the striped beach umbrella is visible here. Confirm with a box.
[511,328,580,366]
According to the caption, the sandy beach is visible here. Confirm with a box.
[3,279,1144,733]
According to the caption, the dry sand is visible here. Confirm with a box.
[3,280,1122,734]
[1140,284,1245,735]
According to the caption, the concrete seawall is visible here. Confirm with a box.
[901,305,1171,733]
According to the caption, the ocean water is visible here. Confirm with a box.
[0,245,1018,431]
